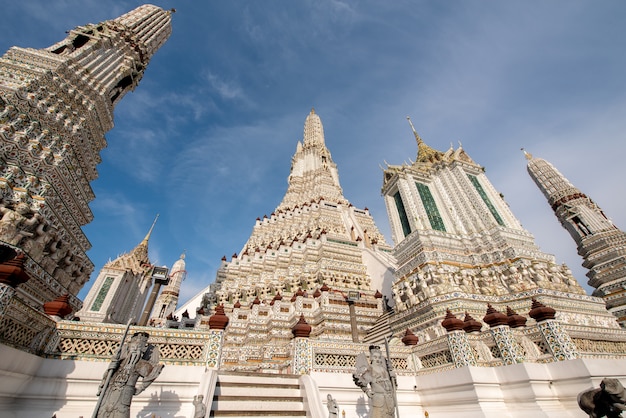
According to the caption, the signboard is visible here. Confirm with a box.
[347,291,360,302]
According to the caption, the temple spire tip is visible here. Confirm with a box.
[406,116,422,144]
[142,214,159,244]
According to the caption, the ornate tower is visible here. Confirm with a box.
[78,220,157,324]
[202,109,394,305]
[150,252,186,325]
[195,109,395,371]
[525,151,626,326]
[380,119,616,339]
[0,5,172,312]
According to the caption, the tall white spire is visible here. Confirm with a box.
[526,152,626,325]
[0,4,172,311]
[279,109,346,209]
[150,252,187,324]
[303,108,325,147]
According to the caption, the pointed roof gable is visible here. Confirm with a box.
[382,119,483,189]
[407,117,444,164]
[106,215,158,273]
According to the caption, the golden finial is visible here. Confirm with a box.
[140,214,159,245]
[407,116,443,163]
[310,107,316,114]
[521,148,533,160]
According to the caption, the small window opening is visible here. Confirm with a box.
[51,45,67,54]
[72,34,90,49]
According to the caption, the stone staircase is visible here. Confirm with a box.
[210,371,307,417]
[363,308,394,345]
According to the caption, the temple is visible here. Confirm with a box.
[525,150,626,326]
[187,109,395,370]
[0,4,173,318]
[78,219,158,324]
[1,5,626,418]
[381,120,613,342]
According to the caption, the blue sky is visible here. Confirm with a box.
[2,1,626,304]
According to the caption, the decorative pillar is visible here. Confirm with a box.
[442,310,477,367]
[0,253,30,318]
[483,304,524,365]
[291,288,306,322]
[374,289,384,312]
[462,313,482,334]
[43,294,73,319]
[319,283,330,307]
[529,299,579,361]
[347,300,360,342]
[292,314,312,374]
[204,305,229,369]
[43,329,61,355]
[506,306,527,328]
[401,328,419,346]
[402,328,422,372]
[36,293,72,354]
[205,330,224,369]
[0,282,16,318]
[270,292,283,306]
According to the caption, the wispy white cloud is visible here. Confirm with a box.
[204,71,247,102]
[86,191,147,250]
[118,87,212,125]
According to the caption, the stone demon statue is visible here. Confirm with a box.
[353,345,397,418]
[578,378,626,418]
[95,331,163,418]
[326,393,339,418]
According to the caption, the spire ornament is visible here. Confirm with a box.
[407,116,444,164]
[521,148,533,160]
[406,116,423,145]
[142,214,159,246]
[129,215,159,266]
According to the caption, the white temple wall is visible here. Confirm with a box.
[0,344,210,418]
[311,371,424,417]
[2,338,625,418]
[361,247,396,302]
[311,358,625,418]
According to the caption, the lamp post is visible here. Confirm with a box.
[138,266,169,326]
[346,290,360,343]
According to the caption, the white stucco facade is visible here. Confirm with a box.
[1,340,622,418]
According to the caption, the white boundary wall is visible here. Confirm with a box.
[312,358,625,417]
[1,342,624,418]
